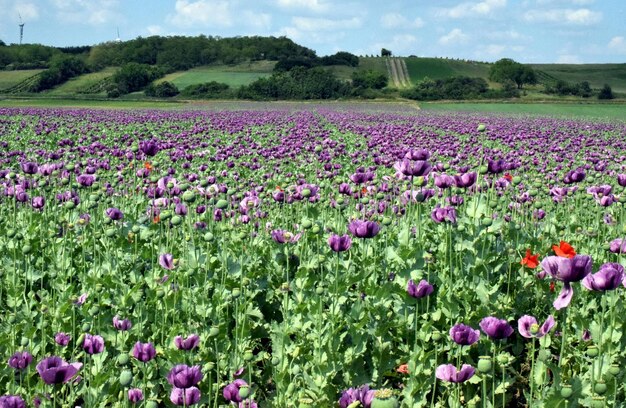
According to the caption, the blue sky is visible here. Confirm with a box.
[0,0,624,63]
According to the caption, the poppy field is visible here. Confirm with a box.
[1,106,626,407]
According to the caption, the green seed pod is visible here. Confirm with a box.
[477,356,492,373]
[117,353,130,365]
[311,224,321,234]
[63,201,75,210]
[608,364,620,376]
[481,218,493,227]
[431,331,442,342]
[370,389,398,408]
[477,124,486,132]
[182,190,196,203]
[479,165,488,174]
[314,145,323,152]
[587,345,599,358]
[119,370,133,386]
[22,245,32,255]
[489,201,498,209]
[20,337,29,347]
[81,322,91,332]
[208,326,220,337]
[560,385,573,399]
[336,197,345,206]
[238,386,250,399]
[415,176,426,187]
[105,228,117,238]
[145,401,158,408]
[203,232,214,242]
[360,197,369,204]
[315,286,325,295]
[376,192,385,200]
[131,225,140,233]
[88,306,99,316]
[382,217,392,226]
[216,199,229,209]
[594,381,608,395]
[243,351,254,362]
[301,219,313,229]
[170,215,183,226]
[271,356,280,366]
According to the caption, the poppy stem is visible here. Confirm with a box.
[559,306,568,369]
[530,338,536,405]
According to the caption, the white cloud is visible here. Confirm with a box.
[167,0,233,28]
[380,13,424,29]
[438,28,469,45]
[436,0,507,18]
[556,54,582,63]
[242,11,272,31]
[523,8,602,25]
[363,34,419,56]
[485,30,528,41]
[146,25,163,36]
[14,2,39,21]
[51,0,119,25]
[291,16,362,31]
[608,36,626,53]
[274,0,330,13]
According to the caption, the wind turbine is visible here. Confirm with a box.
[19,13,25,45]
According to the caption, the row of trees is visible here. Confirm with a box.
[30,55,89,92]
[401,76,519,101]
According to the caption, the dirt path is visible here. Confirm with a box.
[398,59,411,87]
[386,58,401,88]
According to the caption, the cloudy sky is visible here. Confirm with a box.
[0,0,624,63]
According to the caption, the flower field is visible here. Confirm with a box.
[1,106,626,407]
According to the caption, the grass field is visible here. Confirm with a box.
[420,101,626,120]
[46,67,118,95]
[0,97,182,109]
[530,63,626,93]
[404,58,492,84]
[158,61,275,89]
[0,70,44,91]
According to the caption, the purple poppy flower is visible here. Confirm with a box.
[223,379,249,403]
[349,171,374,184]
[617,174,626,187]
[479,317,514,340]
[582,263,624,291]
[74,293,88,306]
[167,365,203,389]
[582,329,592,341]
[174,334,200,351]
[238,400,259,408]
[31,196,45,210]
[132,342,156,362]
[128,388,144,404]
[405,148,431,161]
[454,172,477,188]
[449,323,480,346]
[36,356,82,385]
[8,351,33,370]
[271,230,302,244]
[105,207,123,221]
[609,238,626,254]
[395,159,432,178]
[139,140,160,157]
[21,162,39,175]
[435,364,476,383]
[407,279,434,299]
[0,395,26,408]
[76,174,95,187]
[431,205,457,224]
[83,334,105,354]
[113,316,132,331]
[348,220,380,239]
[170,387,200,406]
[518,315,556,338]
[338,384,374,408]
[159,253,175,270]
[54,332,70,346]
[541,255,592,309]
[435,173,455,189]
[328,234,352,252]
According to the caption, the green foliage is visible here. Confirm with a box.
[144,81,179,98]
[351,70,388,89]
[107,63,165,97]
[29,55,89,92]
[598,84,614,100]
[180,81,231,98]
[544,80,593,97]
[381,48,392,57]
[489,58,537,89]
[321,51,359,67]
[402,76,516,100]
[0,39,5,47]
[238,66,350,100]
[0,43,60,70]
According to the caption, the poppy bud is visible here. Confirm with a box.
[477,357,492,373]
[560,385,573,399]
[594,381,607,395]
[608,364,620,376]
[120,370,133,386]
[370,389,398,408]
[587,346,599,358]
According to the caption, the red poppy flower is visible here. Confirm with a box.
[144,161,153,172]
[397,364,409,374]
[521,249,539,269]
[549,281,555,293]
[361,187,368,195]
[553,241,576,258]
[504,173,513,182]
[152,215,160,224]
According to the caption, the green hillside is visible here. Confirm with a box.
[47,67,118,96]
[404,57,491,83]
[0,70,43,92]
[529,63,626,93]
[157,61,275,89]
